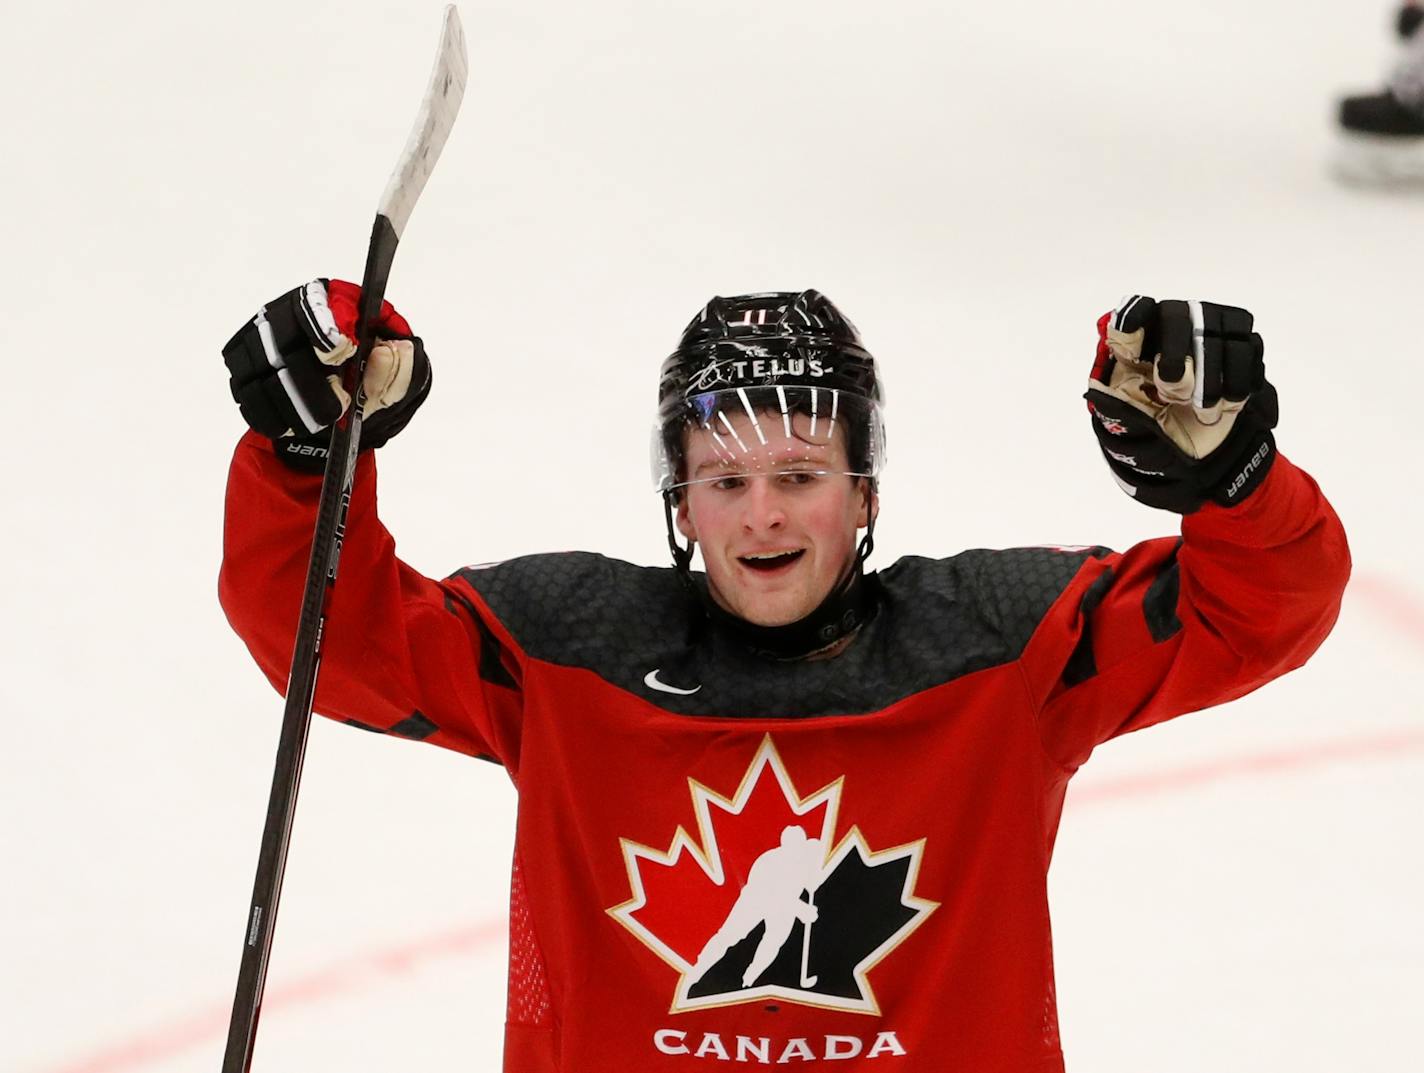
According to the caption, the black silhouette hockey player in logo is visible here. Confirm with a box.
[690,825,825,991]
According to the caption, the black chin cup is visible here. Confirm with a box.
[660,487,879,660]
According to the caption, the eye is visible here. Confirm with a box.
[712,476,747,492]
[778,470,822,487]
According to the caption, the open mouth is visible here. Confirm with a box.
[738,549,806,573]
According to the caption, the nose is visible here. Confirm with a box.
[740,476,787,533]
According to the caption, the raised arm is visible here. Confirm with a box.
[218,281,522,768]
[1022,456,1348,770]
[1021,296,1349,770]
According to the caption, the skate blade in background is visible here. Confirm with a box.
[1332,130,1424,184]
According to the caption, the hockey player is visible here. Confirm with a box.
[689,824,826,989]
[220,284,1348,1072]
[1336,2,1424,180]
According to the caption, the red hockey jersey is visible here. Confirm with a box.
[220,431,1349,1072]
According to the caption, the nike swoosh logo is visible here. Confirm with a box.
[644,669,702,695]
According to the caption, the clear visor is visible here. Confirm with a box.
[652,385,886,493]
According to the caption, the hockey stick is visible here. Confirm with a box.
[220,10,467,1072]
[800,890,818,989]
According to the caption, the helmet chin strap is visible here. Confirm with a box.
[662,491,698,588]
[661,484,880,660]
[857,483,877,564]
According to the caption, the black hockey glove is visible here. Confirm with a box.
[1085,295,1277,514]
[222,279,432,471]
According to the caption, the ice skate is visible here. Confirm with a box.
[1335,4,1424,182]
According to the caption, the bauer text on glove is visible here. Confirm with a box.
[1085,294,1277,514]
[222,279,432,469]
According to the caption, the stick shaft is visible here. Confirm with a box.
[220,215,399,1073]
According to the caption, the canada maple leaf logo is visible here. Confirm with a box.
[607,736,937,1015]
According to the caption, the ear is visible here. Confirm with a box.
[856,480,878,529]
[675,493,697,544]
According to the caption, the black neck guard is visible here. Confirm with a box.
[662,490,880,661]
[701,561,878,660]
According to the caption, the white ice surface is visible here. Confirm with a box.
[1,1,1420,1071]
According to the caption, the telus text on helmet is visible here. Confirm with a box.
[689,358,833,392]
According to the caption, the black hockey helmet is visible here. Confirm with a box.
[652,290,886,493]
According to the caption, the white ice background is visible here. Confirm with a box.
[2,1,1421,1070]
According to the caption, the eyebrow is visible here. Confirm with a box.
[692,453,829,477]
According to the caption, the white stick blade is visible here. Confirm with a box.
[378,4,469,237]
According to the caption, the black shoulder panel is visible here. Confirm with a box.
[1063,567,1117,687]
[453,548,1100,720]
[930,547,1112,650]
[1143,539,1185,643]
[454,551,693,665]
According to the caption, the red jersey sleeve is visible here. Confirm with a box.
[218,431,523,769]
[1019,454,1350,772]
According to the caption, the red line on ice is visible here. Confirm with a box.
[1348,570,1424,647]
[31,573,1424,1073]
[1068,727,1424,804]
[36,922,506,1073]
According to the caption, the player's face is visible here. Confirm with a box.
[675,412,874,628]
